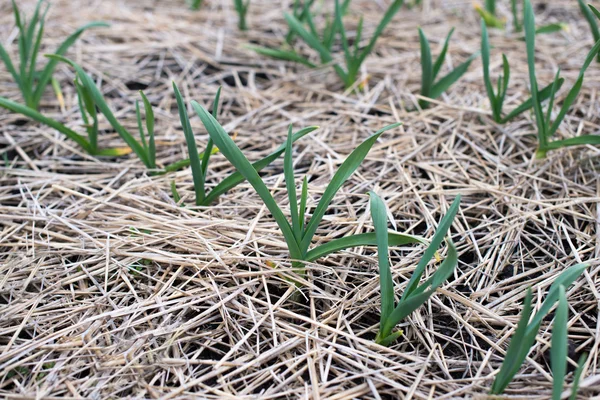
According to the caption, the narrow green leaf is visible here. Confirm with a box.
[248,45,317,68]
[0,96,92,153]
[357,0,404,66]
[299,176,308,235]
[171,180,181,203]
[201,86,221,180]
[590,5,600,21]
[419,28,433,99]
[47,54,150,166]
[284,125,300,239]
[201,126,317,206]
[370,191,394,324]
[501,78,564,123]
[173,82,204,205]
[570,353,588,400]
[284,12,348,82]
[382,239,458,336]
[135,100,147,151]
[429,56,475,100]
[551,285,568,400]
[544,134,600,150]
[0,43,22,89]
[481,20,498,120]
[401,195,461,301]
[433,28,454,81]
[524,0,546,148]
[545,70,561,129]
[300,123,401,254]
[535,23,567,35]
[579,0,600,49]
[305,231,426,262]
[192,101,303,260]
[32,22,109,108]
[527,263,588,337]
[139,91,156,169]
[548,37,600,137]
[490,288,535,394]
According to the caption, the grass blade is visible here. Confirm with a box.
[548,38,600,137]
[432,28,454,81]
[579,0,600,62]
[135,100,147,151]
[490,288,535,394]
[382,240,458,336]
[544,135,600,150]
[283,13,348,83]
[247,45,317,68]
[0,43,22,89]
[201,87,221,179]
[480,21,498,120]
[429,56,476,100]
[535,23,567,35]
[358,0,404,65]
[305,231,426,262]
[300,123,401,253]
[139,91,156,169]
[570,353,588,400]
[0,96,92,153]
[544,70,561,129]
[551,285,568,400]
[501,78,564,123]
[47,54,150,166]
[192,101,303,260]
[284,125,300,238]
[401,195,461,301]
[370,191,394,324]
[201,126,317,206]
[171,180,182,203]
[299,176,308,235]
[524,0,546,150]
[527,263,588,337]
[32,22,109,108]
[173,82,204,205]
[418,28,433,101]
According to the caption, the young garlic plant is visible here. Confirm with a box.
[370,192,460,345]
[0,0,107,110]
[193,103,426,272]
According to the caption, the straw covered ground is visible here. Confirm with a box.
[1,0,600,398]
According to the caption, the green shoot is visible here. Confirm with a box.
[172,83,317,206]
[490,263,588,395]
[551,286,589,400]
[524,0,600,158]
[171,180,182,204]
[581,1,600,62]
[193,103,425,271]
[370,192,460,346]
[0,0,108,110]
[511,0,521,31]
[480,19,564,123]
[46,55,153,166]
[551,285,568,400]
[189,0,203,10]
[418,28,476,108]
[253,0,404,88]
[485,0,496,15]
[233,0,250,31]
[1,55,155,167]
[476,3,505,29]
[570,353,588,400]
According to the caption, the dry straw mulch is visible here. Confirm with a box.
[1,0,600,398]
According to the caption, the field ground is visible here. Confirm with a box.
[1,0,600,398]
